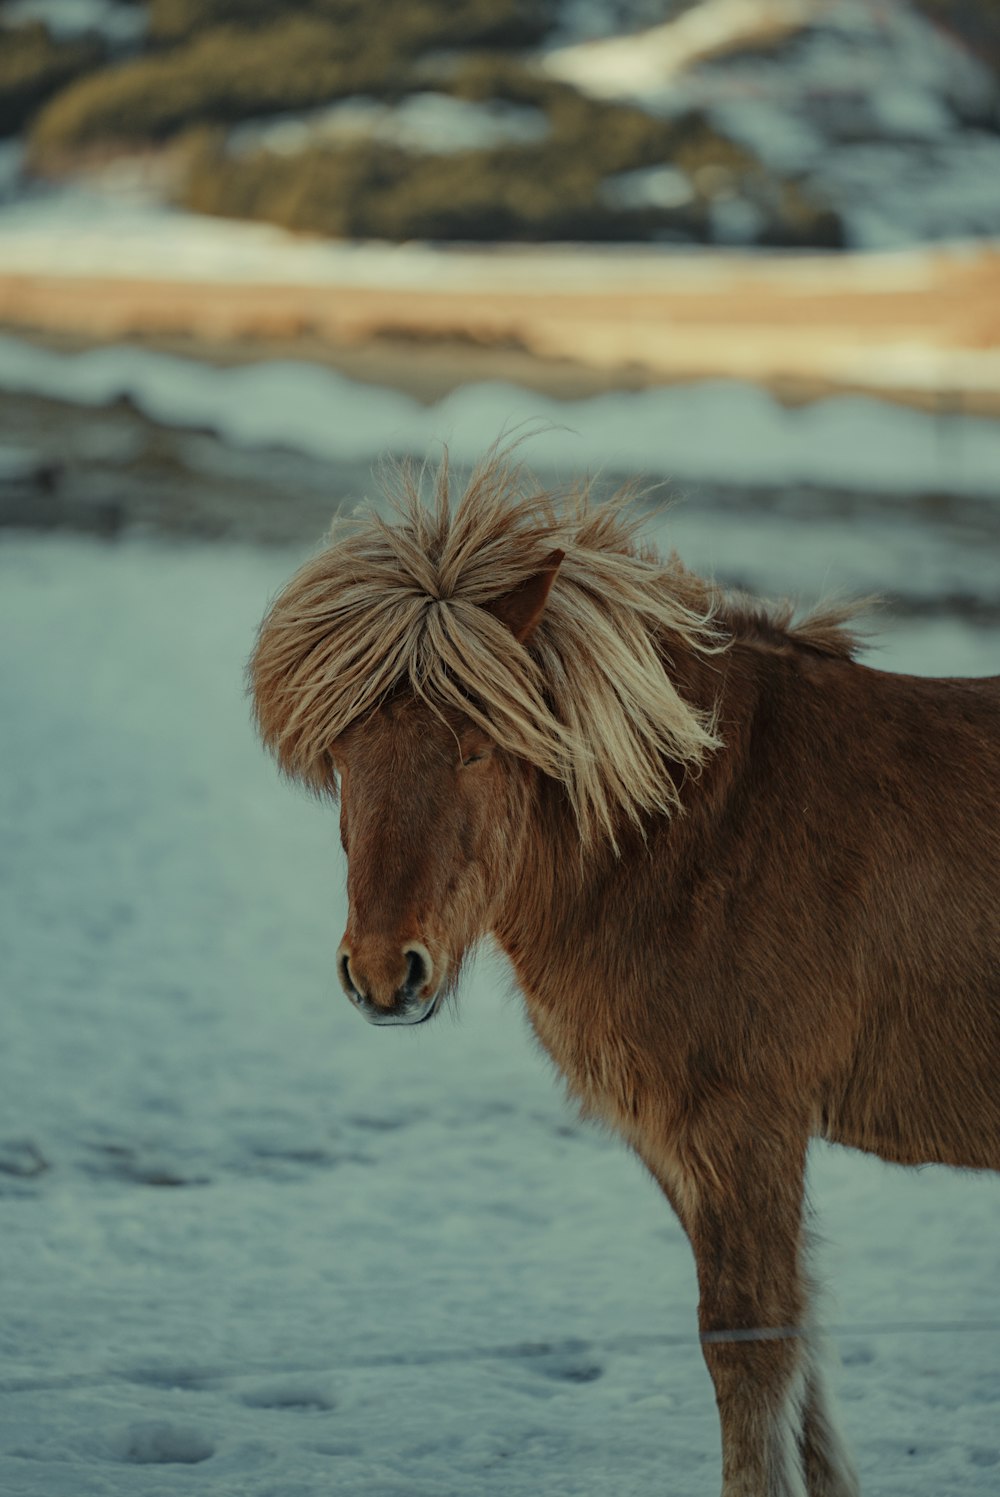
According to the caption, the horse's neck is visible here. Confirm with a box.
[488,639,787,1133]
[492,633,759,1003]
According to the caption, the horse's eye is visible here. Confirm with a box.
[462,753,486,767]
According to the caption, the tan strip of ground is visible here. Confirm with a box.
[2,247,999,412]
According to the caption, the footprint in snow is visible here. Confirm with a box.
[516,1345,605,1385]
[82,1141,207,1187]
[122,1364,213,1390]
[0,1139,48,1178]
[109,1421,214,1465]
[538,1357,604,1384]
[240,1383,336,1411]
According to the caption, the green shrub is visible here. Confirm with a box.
[449,55,588,123]
[179,102,843,248]
[29,14,557,158]
[0,22,105,137]
[29,17,410,156]
[148,0,553,49]
[446,56,752,173]
[23,9,842,248]
[181,136,592,240]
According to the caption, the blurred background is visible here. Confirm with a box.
[1,4,998,1496]
[2,0,1000,580]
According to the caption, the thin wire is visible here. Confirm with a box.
[700,1321,1000,1345]
[348,1320,1000,1363]
[2,1320,999,1396]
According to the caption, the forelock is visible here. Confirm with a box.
[249,451,724,844]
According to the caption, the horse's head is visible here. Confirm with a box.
[331,698,514,1024]
[331,555,563,1027]
[250,457,722,1029]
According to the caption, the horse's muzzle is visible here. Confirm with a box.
[336,940,440,1026]
[357,992,440,1027]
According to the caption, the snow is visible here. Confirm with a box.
[0,142,24,204]
[2,333,999,502]
[599,164,696,210]
[541,0,1000,248]
[0,173,971,291]
[2,0,998,251]
[0,526,997,1496]
[227,95,550,159]
[552,0,680,45]
[693,4,1000,250]
[0,0,146,45]
[542,0,818,94]
[799,135,1000,253]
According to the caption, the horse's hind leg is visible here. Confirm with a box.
[652,1121,824,1497]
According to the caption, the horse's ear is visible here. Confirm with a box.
[487,549,564,644]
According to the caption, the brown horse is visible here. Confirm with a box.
[250,452,1000,1497]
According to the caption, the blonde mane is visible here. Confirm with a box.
[250,452,726,843]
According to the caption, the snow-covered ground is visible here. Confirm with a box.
[3,186,999,401]
[2,332,1000,506]
[0,0,146,46]
[552,0,683,44]
[545,0,821,94]
[226,95,551,160]
[1,174,961,288]
[542,0,1000,248]
[0,526,997,1497]
[4,0,999,250]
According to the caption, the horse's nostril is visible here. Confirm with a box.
[403,946,430,994]
[339,950,355,996]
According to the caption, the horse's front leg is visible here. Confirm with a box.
[799,1298,860,1497]
[653,1122,814,1497]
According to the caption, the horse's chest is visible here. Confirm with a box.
[524,992,652,1136]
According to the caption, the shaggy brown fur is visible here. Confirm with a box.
[250,453,1000,1497]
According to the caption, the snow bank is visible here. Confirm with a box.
[543,0,818,94]
[0,143,24,206]
[0,0,146,45]
[542,0,1000,249]
[1,333,998,499]
[227,94,550,159]
[0,176,964,287]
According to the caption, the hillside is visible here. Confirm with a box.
[1,0,998,248]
